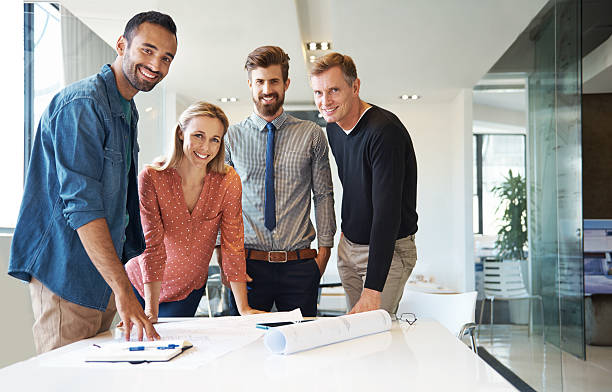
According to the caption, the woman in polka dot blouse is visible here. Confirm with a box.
[125,101,263,320]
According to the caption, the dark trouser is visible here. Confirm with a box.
[229,258,321,317]
[132,285,205,317]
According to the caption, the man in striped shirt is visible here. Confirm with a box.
[222,46,336,317]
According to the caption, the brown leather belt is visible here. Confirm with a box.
[246,248,317,263]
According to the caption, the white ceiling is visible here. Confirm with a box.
[473,90,526,112]
[61,0,547,107]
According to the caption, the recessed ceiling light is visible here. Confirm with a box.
[400,94,421,100]
[219,97,239,103]
[145,107,153,112]
[305,41,332,51]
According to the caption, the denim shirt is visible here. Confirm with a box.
[8,64,145,311]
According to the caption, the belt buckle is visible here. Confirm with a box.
[268,251,287,263]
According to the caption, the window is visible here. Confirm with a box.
[473,133,526,236]
[0,3,61,230]
[24,3,62,174]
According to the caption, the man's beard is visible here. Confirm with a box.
[122,52,160,92]
[253,92,284,117]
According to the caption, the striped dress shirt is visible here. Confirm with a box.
[225,111,336,251]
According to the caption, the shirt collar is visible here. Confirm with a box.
[100,64,139,122]
[341,106,372,135]
[250,110,288,132]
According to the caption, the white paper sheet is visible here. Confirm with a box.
[45,309,304,369]
[263,309,391,354]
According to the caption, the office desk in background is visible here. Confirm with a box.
[0,319,515,392]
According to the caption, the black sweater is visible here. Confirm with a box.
[327,105,418,291]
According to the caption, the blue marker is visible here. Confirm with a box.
[157,344,180,350]
[129,346,145,351]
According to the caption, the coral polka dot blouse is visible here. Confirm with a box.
[126,165,246,303]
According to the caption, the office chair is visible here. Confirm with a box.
[478,258,544,341]
[397,290,479,353]
[317,282,346,316]
[196,266,223,317]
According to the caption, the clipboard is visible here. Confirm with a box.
[85,340,193,364]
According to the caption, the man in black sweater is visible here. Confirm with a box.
[310,52,418,315]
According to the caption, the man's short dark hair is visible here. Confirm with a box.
[123,11,177,44]
[245,46,290,82]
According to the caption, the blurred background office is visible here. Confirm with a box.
[1,1,611,390]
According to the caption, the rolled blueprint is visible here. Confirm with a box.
[264,309,392,354]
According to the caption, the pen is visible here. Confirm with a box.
[128,344,180,351]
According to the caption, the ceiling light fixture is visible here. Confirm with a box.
[305,41,332,51]
[309,55,317,63]
[400,94,421,100]
[219,97,239,103]
[145,107,153,112]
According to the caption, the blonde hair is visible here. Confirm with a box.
[151,101,229,174]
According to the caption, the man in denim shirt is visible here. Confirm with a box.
[8,11,178,353]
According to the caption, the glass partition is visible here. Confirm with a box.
[553,0,584,361]
[529,0,584,360]
[475,0,584,390]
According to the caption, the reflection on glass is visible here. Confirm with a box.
[475,0,584,390]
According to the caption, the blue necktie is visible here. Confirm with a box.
[264,122,276,231]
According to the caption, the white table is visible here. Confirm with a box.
[0,319,516,391]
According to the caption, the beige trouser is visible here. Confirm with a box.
[29,277,116,354]
[337,234,417,315]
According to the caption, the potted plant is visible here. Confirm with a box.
[492,169,527,260]
[491,169,528,324]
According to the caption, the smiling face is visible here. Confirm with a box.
[310,66,361,130]
[179,116,224,172]
[119,22,177,94]
[248,64,290,121]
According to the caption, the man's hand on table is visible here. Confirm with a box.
[115,288,160,341]
[348,288,381,314]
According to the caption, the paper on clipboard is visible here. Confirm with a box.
[85,340,192,363]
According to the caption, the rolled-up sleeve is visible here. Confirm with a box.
[310,125,336,247]
[53,98,107,230]
[137,168,167,283]
[220,169,247,283]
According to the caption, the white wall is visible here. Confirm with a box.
[0,235,36,369]
[450,90,475,292]
[134,83,172,170]
[384,90,474,292]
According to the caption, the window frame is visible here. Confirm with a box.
[473,132,526,236]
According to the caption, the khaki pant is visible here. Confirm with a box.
[337,234,417,314]
[29,277,116,354]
